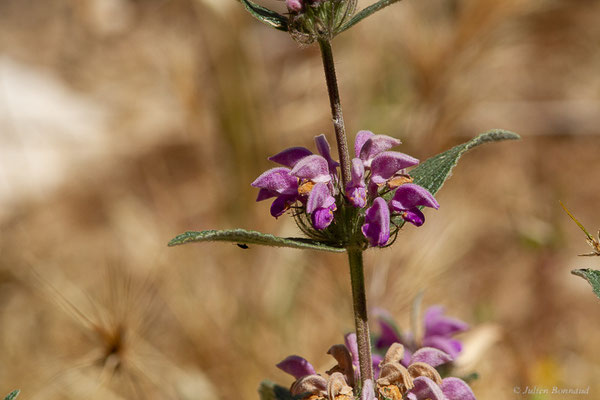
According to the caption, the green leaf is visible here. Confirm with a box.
[572,269,600,300]
[240,0,289,32]
[4,390,20,400]
[258,381,300,400]
[340,0,403,33]
[412,129,520,195]
[389,129,520,226]
[169,229,345,253]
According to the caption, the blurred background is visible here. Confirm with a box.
[0,0,599,398]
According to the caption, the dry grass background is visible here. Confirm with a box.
[0,0,599,399]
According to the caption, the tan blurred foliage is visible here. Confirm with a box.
[0,0,599,399]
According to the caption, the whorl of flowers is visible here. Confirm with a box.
[275,305,476,400]
[284,0,358,44]
[251,131,439,248]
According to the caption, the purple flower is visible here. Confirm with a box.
[390,183,440,227]
[315,134,339,177]
[406,376,476,400]
[374,306,468,362]
[439,377,477,400]
[290,154,331,184]
[354,130,402,168]
[251,167,299,217]
[346,158,367,208]
[361,197,390,247]
[307,183,337,230]
[277,344,354,400]
[422,306,469,359]
[276,355,317,379]
[370,151,419,185]
[268,146,313,168]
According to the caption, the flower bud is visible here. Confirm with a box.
[285,0,303,12]
[287,0,357,44]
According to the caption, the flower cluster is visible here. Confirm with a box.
[274,306,473,399]
[251,131,439,248]
[283,0,357,44]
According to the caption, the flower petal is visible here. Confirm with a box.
[256,188,276,202]
[382,343,406,366]
[359,135,402,167]
[307,183,336,230]
[425,306,470,337]
[354,130,375,158]
[276,355,316,379]
[327,372,354,399]
[290,154,331,183]
[251,167,298,195]
[375,317,402,350]
[327,344,355,388]
[361,379,375,400]
[344,333,359,367]
[422,336,463,359]
[306,183,335,214]
[290,375,328,397]
[410,347,453,368]
[372,354,383,379]
[361,197,390,247]
[402,207,426,226]
[349,158,366,187]
[312,208,334,230]
[390,183,439,212]
[440,378,476,400]
[270,195,296,218]
[370,151,419,185]
[315,134,339,172]
[347,186,367,208]
[409,376,447,400]
[346,158,367,207]
[268,146,312,168]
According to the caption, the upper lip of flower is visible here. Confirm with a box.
[251,167,298,197]
[290,154,332,183]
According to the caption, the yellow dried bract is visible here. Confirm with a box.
[378,384,403,400]
[387,175,414,189]
[408,362,442,385]
[298,181,316,195]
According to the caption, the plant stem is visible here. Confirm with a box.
[318,39,351,189]
[347,248,373,383]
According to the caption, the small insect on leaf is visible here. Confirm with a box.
[237,243,249,249]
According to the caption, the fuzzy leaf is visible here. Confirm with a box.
[389,129,519,226]
[240,0,289,32]
[4,391,20,400]
[169,229,344,252]
[572,269,600,300]
[259,381,301,400]
[340,0,403,33]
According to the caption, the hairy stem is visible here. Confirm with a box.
[347,248,373,383]
[318,39,351,189]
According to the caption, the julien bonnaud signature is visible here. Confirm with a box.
[513,385,590,396]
